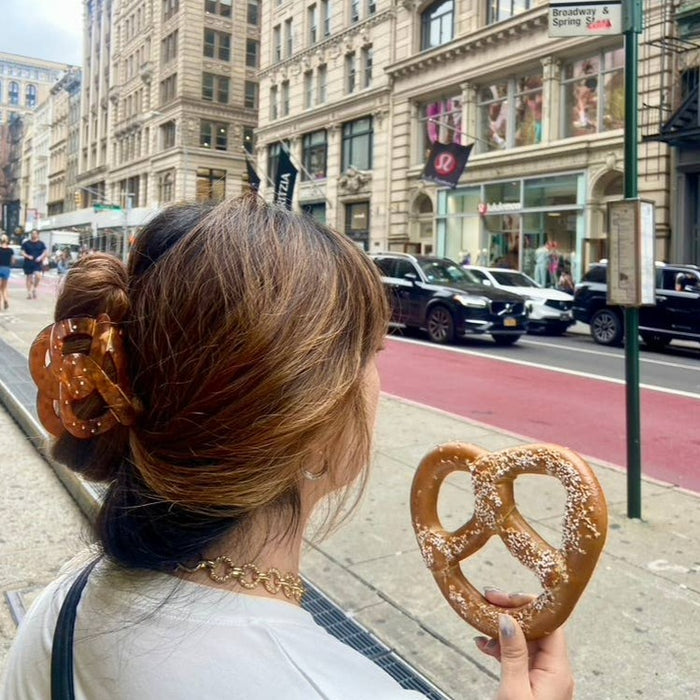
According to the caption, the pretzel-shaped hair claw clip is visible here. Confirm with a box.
[29,314,139,439]
[411,443,608,640]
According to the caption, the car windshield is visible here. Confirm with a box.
[489,270,540,288]
[419,260,479,284]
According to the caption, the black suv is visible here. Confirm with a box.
[573,262,700,348]
[370,253,528,345]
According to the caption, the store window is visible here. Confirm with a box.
[342,117,373,171]
[302,129,327,180]
[421,0,454,51]
[418,95,462,162]
[345,201,370,249]
[200,120,228,150]
[196,168,226,201]
[302,202,326,224]
[487,0,533,24]
[561,48,624,138]
[477,70,543,152]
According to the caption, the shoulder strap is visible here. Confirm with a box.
[51,559,99,700]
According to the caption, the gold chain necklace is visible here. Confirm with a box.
[178,556,306,603]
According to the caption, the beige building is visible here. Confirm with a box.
[256,0,687,275]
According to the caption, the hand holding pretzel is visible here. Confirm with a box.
[411,443,608,641]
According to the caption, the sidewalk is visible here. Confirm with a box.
[0,272,698,699]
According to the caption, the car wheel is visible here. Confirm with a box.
[492,334,520,346]
[426,305,455,344]
[641,332,670,351]
[590,308,623,346]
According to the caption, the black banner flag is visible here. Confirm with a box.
[422,142,473,189]
[273,148,297,210]
[246,158,261,192]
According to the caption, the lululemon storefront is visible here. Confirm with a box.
[435,172,586,285]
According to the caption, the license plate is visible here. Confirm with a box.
[504,317,517,327]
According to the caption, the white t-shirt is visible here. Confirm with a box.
[1,559,424,699]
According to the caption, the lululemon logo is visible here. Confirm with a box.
[434,152,457,177]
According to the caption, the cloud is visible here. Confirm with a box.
[2,0,83,65]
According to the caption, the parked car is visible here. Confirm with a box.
[464,265,575,335]
[573,262,700,348]
[370,252,528,345]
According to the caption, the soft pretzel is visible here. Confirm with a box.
[411,443,608,640]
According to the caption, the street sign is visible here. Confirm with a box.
[93,204,122,212]
[549,1,622,37]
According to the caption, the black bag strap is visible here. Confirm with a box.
[51,559,99,700]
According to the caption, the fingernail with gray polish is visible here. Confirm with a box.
[499,614,516,639]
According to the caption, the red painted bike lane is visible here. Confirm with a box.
[378,338,700,493]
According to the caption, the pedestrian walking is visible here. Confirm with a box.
[20,229,47,299]
[0,234,13,309]
[1,196,573,700]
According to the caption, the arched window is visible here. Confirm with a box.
[9,81,20,106]
[26,84,38,108]
[421,0,454,51]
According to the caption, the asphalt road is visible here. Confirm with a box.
[378,330,700,493]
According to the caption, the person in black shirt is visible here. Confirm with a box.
[0,234,13,309]
[21,229,47,299]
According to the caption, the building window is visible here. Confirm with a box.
[342,117,373,171]
[345,52,357,93]
[345,201,370,249]
[321,0,331,36]
[160,120,176,148]
[487,0,533,24]
[478,70,543,151]
[317,64,327,103]
[196,168,226,201]
[281,80,290,116]
[273,25,282,62]
[163,0,179,21]
[351,0,360,23]
[244,80,258,109]
[204,30,231,61]
[25,84,37,108]
[304,71,314,109]
[243,125,255,154]
[247,0,259,24]
[561,48,624,138]
[421,0,453,50]
[362,46,372,89]
[200,120,228,150]
[205,0,232,17]
[158,171,175,202]
[368,0,376,14]
[284,18,293,57]
[159,74,177,104]
[9,81,19,106]
[270,85,279,120]
[161,30,178,64]
[302,129,327,180]
[308,4,318,45]
[418,96,462,162]
[202,73,230,103]
[246,39,260,67]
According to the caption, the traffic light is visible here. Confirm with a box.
[73,191,81,208]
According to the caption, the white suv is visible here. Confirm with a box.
[465,266,575,335]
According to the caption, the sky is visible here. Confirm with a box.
[1,0,84,66]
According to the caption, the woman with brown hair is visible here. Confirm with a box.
[1,196,573,699]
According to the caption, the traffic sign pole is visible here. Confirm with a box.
[623,0,643,519]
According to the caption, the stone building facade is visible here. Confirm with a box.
[255,0,686,276]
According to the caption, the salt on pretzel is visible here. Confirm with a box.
[411,442,608,640]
